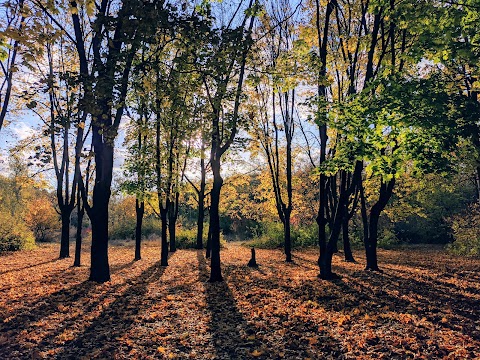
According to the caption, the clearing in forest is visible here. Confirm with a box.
[0,243,479,359]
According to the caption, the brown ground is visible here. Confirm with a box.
[0,242,479,359]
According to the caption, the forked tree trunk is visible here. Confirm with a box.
[169,192,179,252]
[364,178,395,271]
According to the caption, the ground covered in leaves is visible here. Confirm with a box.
[0,242,479,359]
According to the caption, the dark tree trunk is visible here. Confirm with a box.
[209,159,223,282]
[362,177,395,271]
[135,199,144,261]
[160,206,169,266]
[319,164,362,279]
[248,247,258,267]
[284,216,292,262]
[196,196,205,249]
[364,178,395,271]
[365,209,381,271]
[89,200,110,282]
[73,202,84,267]
[169,192,179,252]
[342,217,355,262]
[315,0,334,276]
[168,213,176,252]
[59,210,71,258]
[88,138,114,283]
[196,144,206,249]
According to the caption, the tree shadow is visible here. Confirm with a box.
[0,257,158,359]
[0,258,59,275]
[198,251,343,358]
[197,251,261,358]
[54,261,169,359]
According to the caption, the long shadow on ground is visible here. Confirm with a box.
[198,251,261,359]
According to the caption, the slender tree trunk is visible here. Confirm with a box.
[209,158,223,282]
[169,203,177,253]
[73,187,84,267]
[196,193,205,249]
[135,199,144,261]
[160,206,169,266]
[365,208,381,271]
[196,152,206,249]
[59,210,71,258]
[284,211,292,262]
[342,217,355,262]
[315,0,334,276]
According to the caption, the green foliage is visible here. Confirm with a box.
[377,227,401,250]
[385,172,475,244]
[0,211,35,252]
[448,203,480,257]
[244,222,318,249]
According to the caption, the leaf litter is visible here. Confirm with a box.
[0,242,479,359]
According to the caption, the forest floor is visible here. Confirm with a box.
[0,242,479,360]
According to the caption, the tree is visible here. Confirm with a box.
[61,0,175,282]
[0,0,25,132]
[250,0,302,262]
[198,0,258,282]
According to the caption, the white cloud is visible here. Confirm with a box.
[11,121,36,141]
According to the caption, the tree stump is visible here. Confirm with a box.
[248,247,258,267]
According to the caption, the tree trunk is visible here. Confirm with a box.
[364,178,395,271]
[209,159,223,282]
[168,211,176,252]
[196,195,205,249]
[196,146,206,249]
[342,217,355,262]
[160,206,169,266]
[73,205,84,267]
[88,139,113,283]
[135,199,144,261]
[284,215,292,262]
[89,203,110,282]
[365,208,381,271]
[59,210,71,258]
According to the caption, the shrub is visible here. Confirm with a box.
[245,222,319,249]
[24,198,59,242]
[377,227,401,249]
[447,203,480,257]
[0,211,35,252]
[176,225,226,249]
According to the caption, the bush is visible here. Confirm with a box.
[245,222,318,249]
[0,212,35,252]
[377,227,401,249]
[447,203,480,257]
[176,225,226,249]
[24,198,59,242]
